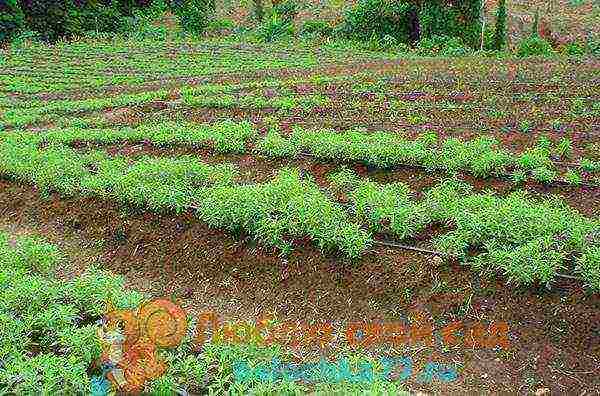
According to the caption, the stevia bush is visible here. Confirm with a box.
[328,170,431,239]
[283,127,435,168]
[0,130,239,210]
[82,155,238,212]
[431,136,513,177]
[194,168,372,258]
[577,247,600,291]
[0,0,25,43]
[427,185,600,288]
[42,120,256,154]
[330,172,600,290]
[255,128,300,157]
[0,233,143,394]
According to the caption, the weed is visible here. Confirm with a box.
[564,169,582,186]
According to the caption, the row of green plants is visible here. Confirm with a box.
[0,232,407,394]
[256,126,599,185]
[26,120,600,187]
[3,124,599,291]
[1,91,171,128]
[2,124,600,289]
[182,90,331,112]
[328,169,600,291]
[1,43,323,95]
[0,130,371,258]
[30,120,600,186]
[43,119,256,153]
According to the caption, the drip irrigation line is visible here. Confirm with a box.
[554,273,584,281]
[372,240,448,256]
[371,240,584,281]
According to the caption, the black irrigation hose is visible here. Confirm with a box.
[372,240,448,256]
[371,240,584,282]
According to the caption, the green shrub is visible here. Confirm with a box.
[516,35,555,57]
[256,15,294,42]
[0,233,143,394]
[300,19,333,37]
[419,0,482,48]
[564,169,582,186]
[560,40,588,56]
[271,0,298,24]
[417,35,470,57]
[0,0,25,43]
[172,0,216,34]
[207,17,235,32]
[338,0,416,43]
[577,247,600,291]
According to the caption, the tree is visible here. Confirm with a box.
[531,6,540,36]
[252,0,264,23]
[493,0,507,50]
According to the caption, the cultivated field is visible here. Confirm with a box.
[1,38,599,394]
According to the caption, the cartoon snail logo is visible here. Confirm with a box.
[96,299,188,394]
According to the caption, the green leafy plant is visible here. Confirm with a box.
[300,19,333,38]
[517,35,555,57]
[172,0,216,35]
[256,15,295,42]
[555,137,573,159]
[18,0,129,42]
[518,119,533,133]
[564,169,582,185]
[0,233,143,394]
[582,158,600,173]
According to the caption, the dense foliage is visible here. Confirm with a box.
[493,0,507,50]
[517,34,555,57]
[0,232,143,394]
[7,0,152,42]
[0,0,25,43]
[418,0,482,48]
[172,0,216,34]
[339,0,482,48]
[338,0,417,43]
